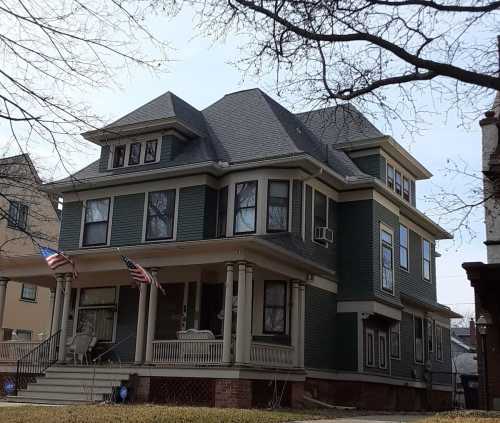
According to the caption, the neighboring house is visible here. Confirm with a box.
[451,321,476,357]
[463,93,500,411]
[0,154,59,343]
[0,89,459,409]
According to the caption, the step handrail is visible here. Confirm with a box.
[15,330,61,395]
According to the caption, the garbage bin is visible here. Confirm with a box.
[461,374,479,409]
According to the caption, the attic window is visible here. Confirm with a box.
[145,140,158,163]
[113,145,125,168]
[128,142,141,166]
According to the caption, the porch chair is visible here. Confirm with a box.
[67,333,96,364]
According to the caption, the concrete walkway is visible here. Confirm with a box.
[297,415,429,423]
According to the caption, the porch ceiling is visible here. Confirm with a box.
[0,237,336,287]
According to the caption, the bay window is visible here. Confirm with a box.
[366,328,375,367]
[379,332,388,369]
[414,316,424,363]
[400,225,409,271]
[217,186,228,238]
[381,227,394,293]
[263,281,286,334]
[82,198,110,246]
[395,171,402,195]
[234,181,257,234]
[403,177,410,202]
[267,180,289,232]
[387,165,395,190]
[390,323,401,359]
[423,239,431,281]
[146,190,176,241]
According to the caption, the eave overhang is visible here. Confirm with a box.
[336,136,432,180]
[401,293,462,319]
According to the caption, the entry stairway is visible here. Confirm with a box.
[7,366,130,404]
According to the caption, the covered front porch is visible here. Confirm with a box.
[0,237,329,371]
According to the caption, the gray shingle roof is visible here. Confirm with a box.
[61,88,386,184]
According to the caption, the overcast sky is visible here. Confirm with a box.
[0,6,487,319]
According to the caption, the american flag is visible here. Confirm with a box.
[39,246,78,279]
[121,255,165,295]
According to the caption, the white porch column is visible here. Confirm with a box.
[145,269,159,364]
[244,264,254,363]
[50,274,64,336]
[222,263,234,364]
[298,282,306,368]
[57,273,73,363]
[134,282,148,364]
[235,261,247,365]
[0,277,8,339]
[290,281,300,367]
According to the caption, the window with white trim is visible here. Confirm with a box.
[379,332,388,369]
[423,239,431,282]
[144,139,158,163]
[7,201,28,230]
[366,328,375,367]
[387,165,395,190]
[76,287,117,342]
[82,198,111,247]
[414,316,424,364]
[112,145,126,168]
[403,177,410,202]
[128,142,142,166]
[234,181,258,234]
[400,225,409,271]
[145,190,176,241]
[390,323,401,359]
[435,325,444,361]
[395,171,402,195]
[267,180,289,232]
[20,284,37,302]
[263,281,287,334]
[381,227,394,293]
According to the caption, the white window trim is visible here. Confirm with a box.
[379,332,388,369]
[312,188,331,248]
[390,322,401,360]
[400,224,410,273]
[79,196,114,248]
[141,188,179,243]
[73,287,119,343]
[366,328,376,367]
[385,161,414,205]
[107,136,162,170]
[265,178,293,234]
[380,223,395,296]
[422,238,432,283]
[413,315,425,365]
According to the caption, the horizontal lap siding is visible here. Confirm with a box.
[99,145,110,172]
[335,313,358,371]
[305,285,337,370]
[110,193,145,246]
[391,312,424,380]
[431,326,452,385]
[352,154,387,181]
[58,201,82,250]
[177,185,211,241]
[203,187,218,239]
[291,180,303,236]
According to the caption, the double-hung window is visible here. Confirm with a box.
[7,201,28,230]
[414,316,424,363]
[423,239,431,281]
[387,165,395,190]
[128,142,142,166]
[366,329,375,367]
[435,325,444,361]
[267,180,289,232]
[395,171,402,195]
[400,225,409,271]
[314,191,327,230]
[144,140,158,163]
[217,186,228,238]
[234,181,257,234]
[381,227,394,293]
[76,287,117,342]
[403,177,410,202]
[379,332,388,369]
[113,145,126,168]
[20,284,37,302]
[82,198,110,246]
[427,318,434,354]
[263,281,286,334]
[390,323,401,359]
[146,190,176,241]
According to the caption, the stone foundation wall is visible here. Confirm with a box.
[305,378,452,411]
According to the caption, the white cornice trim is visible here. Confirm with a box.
[337,301,402,321]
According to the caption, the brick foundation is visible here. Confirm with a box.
[290,381,305,409]
[134,376,150,403]
[214,379,252,408]
[305,378,452,411]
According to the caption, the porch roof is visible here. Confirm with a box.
[0,237,337,288]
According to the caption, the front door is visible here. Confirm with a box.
[200,283,223,337]
[155,283,185,339]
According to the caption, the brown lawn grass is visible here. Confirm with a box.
[419,411,500,423]
[0,404,324,423]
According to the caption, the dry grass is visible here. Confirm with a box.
[0,404,322,423]
[420,410,500,423]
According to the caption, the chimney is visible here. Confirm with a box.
[469,318,476,348]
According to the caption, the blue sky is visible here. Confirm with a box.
[1,6,486,318]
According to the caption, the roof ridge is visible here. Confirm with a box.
[295,103,350,116]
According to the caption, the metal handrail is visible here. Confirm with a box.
[15,330,61,395]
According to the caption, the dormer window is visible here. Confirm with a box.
[403,177,410,202]
[395,171,402,195]
[145,140,158,163]
[128,142,142,166]
[113,145,126,168]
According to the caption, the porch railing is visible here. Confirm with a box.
[15,330,61,394]
[250,342,294,367]
[0,341,40,363]
[152,340,223,365]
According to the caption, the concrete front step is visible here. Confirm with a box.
[35,377,122,388]
[6,395,93,405]
[12,389,105,402]
[44,371,129,381]
[26,384,114,395]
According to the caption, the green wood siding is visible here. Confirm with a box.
[335,313,358,371]
[291,180,303,235]
[177,185,216,241]
[304,285,337,370]
[99,145,110,172]
[352,155,387,181]
[110,193,145,246]
[363,316,390,375]
[58,201,82,250]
